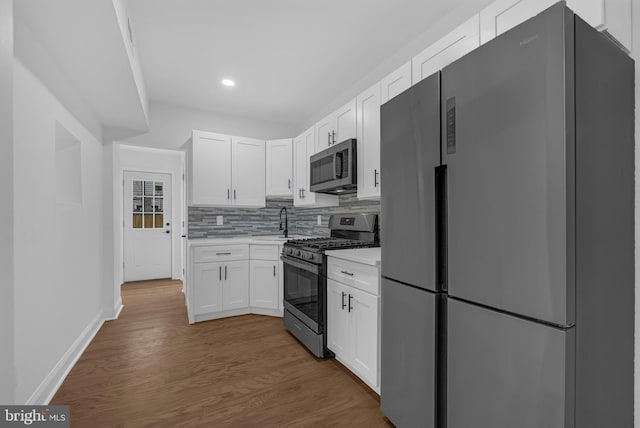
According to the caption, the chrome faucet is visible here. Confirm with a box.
[279,207,288,238]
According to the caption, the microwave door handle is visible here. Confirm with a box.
[334,153,343,179]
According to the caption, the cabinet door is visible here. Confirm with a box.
[380,61,412,104]
[265,139,293,197]
[412,15,480,85]
[193,262,223,314]
[249,260,279,309]
[293,129,310,206]
[349,287,379,388]
[191,131,232,206]
[334,98,357,143]
[231,137,265,207]
[479,0,559,44]
[222,260,249,310]
[327,279,350,359]
[278,251,284,312]
[315,113,335,152]
[356,83,381,200]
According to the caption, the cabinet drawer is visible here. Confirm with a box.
[193,244,249,263]
[327,257,379,295]
[250,244,280,260]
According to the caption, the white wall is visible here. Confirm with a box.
[13,15,102,143]
[13,60,105,404]
[0,0,15,405]
[114,145,184,292]
[122,101,296,150]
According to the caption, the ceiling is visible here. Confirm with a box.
[129,0,494,129]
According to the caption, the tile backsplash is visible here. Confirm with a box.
[188,194,380,239]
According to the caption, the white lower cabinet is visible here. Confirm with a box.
[192,262,224,315]
[326,256,380,393]
[222,261,249,310]
[249,259,279,310]
[191,259,249,322]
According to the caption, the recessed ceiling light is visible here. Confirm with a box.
[221,79,235,87]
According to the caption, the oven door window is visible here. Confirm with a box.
[284,260,320,325]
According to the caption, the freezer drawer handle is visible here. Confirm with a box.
[348,294,353,312]
[340,270,354,276]
[341,291,346,310]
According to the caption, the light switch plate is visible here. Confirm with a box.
[217,216,223,225]
[317,215,322,226]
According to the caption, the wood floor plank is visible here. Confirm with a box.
[51,279,392,427]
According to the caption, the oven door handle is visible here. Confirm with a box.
[282,255,319,275]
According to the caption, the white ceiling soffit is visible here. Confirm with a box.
[14,0,150,134]
[130,0,493,129]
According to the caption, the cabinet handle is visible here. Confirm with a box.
[225,265,227,280]
[273,265,276,277]
[332,130,336,144]
[234,189,237,200]
[288,179,291,189]
[302,188,305,198]
[341,291,346,310]
[348,294,353,312]
[374,169,379,188]
[328,132,331,145]
[227,189,230,200]
[216,252,231,255]
[340,270,354,276]
[219,266,222,281]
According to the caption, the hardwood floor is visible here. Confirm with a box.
[52,279,392,427]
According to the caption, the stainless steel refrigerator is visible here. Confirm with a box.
[380,3,634,428]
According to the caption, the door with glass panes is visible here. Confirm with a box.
[124,171,172,281]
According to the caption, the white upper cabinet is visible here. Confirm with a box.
[231,137,266,207]
[570,0,631,51]
[380,61,412,104]
[479,0,562,44]
[412,15,480,85]
[480,0,631,52]
[315,99,357,152]
[293,126,339,207]
[265,139,293,197]
[187,130,265,207]
[356,82,381,200]
[188,130,232,206]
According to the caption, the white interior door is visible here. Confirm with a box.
[124,171,172,281]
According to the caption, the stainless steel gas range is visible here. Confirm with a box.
[282,213,379,357]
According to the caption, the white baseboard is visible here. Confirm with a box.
[26,312,105,405]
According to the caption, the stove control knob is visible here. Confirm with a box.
[296,250,301,257]
[308,254,314,261]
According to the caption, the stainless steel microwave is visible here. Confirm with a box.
[309,139,357,194]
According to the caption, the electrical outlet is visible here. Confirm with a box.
[317,215,322,226]
[217,216,223,225]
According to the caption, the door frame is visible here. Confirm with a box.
[117,167,183,295]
